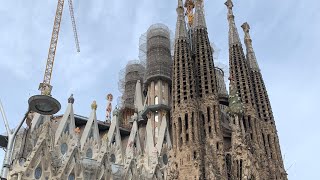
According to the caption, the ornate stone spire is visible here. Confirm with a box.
[193,0,206,28]
[175,0,188,39]
[81,100,100,149]
[225,0,241,45]
[68,94,74,104]
[54,95,76,144]
[241,22,260,71]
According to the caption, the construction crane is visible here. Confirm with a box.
[39,0,80,96]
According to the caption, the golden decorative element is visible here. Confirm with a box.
[185,0,195,27]
[74,127,81,134]
[91,100,98,110]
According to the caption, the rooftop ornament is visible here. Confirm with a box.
[106,93,113,122]
[91,100,98,110]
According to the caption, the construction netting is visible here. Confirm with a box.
[118,60,145,109]
[139,23,174,85]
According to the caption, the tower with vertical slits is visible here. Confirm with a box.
[170,0,225,179]
[225,0,262,162]
[242,22,287,179]
[171,0,201,179]
[143,23,172,150]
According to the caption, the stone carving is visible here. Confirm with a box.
[106,93,113,121]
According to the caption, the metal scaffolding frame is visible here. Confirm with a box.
[118,60,145,110]
[139,23,173,85]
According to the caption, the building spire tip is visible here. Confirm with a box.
[225,0,233,9]
[68,94,74,104]
[91,100,97,110]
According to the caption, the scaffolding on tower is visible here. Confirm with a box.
[118,60,145,126]
[139,23,174,86]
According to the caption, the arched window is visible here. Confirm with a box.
[155,127,159,142]
[185,113,189,142]
[225,154,232,180]
[68,173,75,180]
[34,166,42,179]
[89,128,94,138]
[60,143,68,155]
[110,154,116,163]
[86,148,93,159]
[185,114,188,130]
[178,117,182,147]
[155,96,159,105]
[163,153,168,165]
[207,107,211,134]
[201,113,206,137]
[64,122,70,134]
[191,112,195,141]
[155,112,159,122]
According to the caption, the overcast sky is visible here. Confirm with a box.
[0,0,319,179]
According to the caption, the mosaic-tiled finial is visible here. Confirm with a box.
[91,100,97,110]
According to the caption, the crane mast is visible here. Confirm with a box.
[39,0,80,95]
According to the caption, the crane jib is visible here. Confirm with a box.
[39,0,80,95]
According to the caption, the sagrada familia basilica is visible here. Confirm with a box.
[0,0,287,179]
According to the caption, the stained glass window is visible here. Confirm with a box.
[86,148,93,158]
[34,166,42,179]
[110,154,116,163]
[68,173,75,180]
[60,143,68,155]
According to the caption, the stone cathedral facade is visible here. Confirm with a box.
[1,0,287,179]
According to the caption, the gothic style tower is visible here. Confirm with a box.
[227,78,261,180]
[170,0,225,179]
[242,22,287,179]
[192,0,225,179]
[225,0,261,155]
[171,0,201,179]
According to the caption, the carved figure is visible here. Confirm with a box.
[106,93,113,121]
